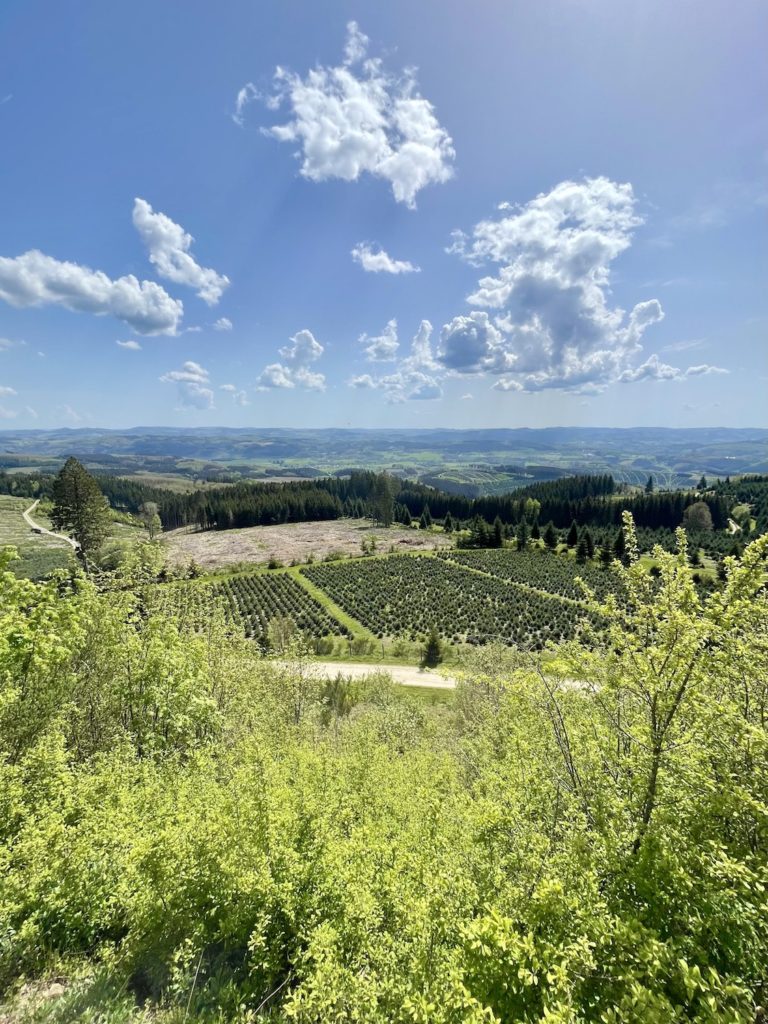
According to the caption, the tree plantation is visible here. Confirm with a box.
[146,572,350,646]
[302,553,603,647]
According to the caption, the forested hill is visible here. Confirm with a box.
[97,470,735,534]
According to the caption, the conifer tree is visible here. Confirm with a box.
[493,516,504,548]
[645,475,654,493]
[584,528,595,560]
[614,526,626,563]
[567,520,579,548]
[531,520,541,541]
[543,521,558,550]
[599,541,613,566]
[51,457,111,569]
[576,534,589,564]
[443,511,454,533]
[516,520,529,550]
[422,626,443,668]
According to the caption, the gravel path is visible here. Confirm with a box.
[23,500,79,551]
[280,659,457,689]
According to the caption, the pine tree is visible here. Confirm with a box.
[543,521,558,550]
[576,535,589,564]
[419,509,430,530]
[531,520,541,541]
[516,520,529,551]
[51,457,111,569]
[566,520,579,548]
[698,475,708,490]
[443,511,454,533]
[645,475,654,494]
[422,626,443,668]
[402,508,412,527]
[584,528,595,560]
[614,526,626,563]
[599,542,613,566]
[493,516,504,548]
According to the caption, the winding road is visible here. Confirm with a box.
[23,500,80,551]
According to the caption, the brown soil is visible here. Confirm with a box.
[162,518,451,570]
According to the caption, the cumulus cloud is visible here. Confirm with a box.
[349,319,441,402]
[617,356,729,384]
[255,22,454,207]
[116,339,142,350]
[359,318,400,362]
[351,243,420,274]
[132,198,229,305]
[256,329,326,391]
[219,384,249,406]
[213,316,233,331]
[0,249,182,335]
[160,360,215,409]
[0,385,16,397]
[446,178,677,392]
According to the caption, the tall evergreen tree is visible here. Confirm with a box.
[51,457,111,569]
[422,626,443,668]
[543,521,558,550]
[443,511,454,533]
[576,534,589,564]
[583,528,595,560]
[493,516,504,548]
[645,475,654,494]
[614,526,626,563]
[516,520,529,551]
[566,520,579,548]
[599,541,614,566]
[530,520,541,541]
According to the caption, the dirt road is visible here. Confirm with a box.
[23,500,79,551]
[280,659,457,690]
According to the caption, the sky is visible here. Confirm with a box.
[0,0,766,430]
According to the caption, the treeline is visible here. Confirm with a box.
[114,470,731,535]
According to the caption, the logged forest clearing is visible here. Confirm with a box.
[162,516,452,569]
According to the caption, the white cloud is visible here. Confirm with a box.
[684,363,729,377]
[256,329,326,391]
[445,178,677,392]
[213,316,233,331]
[359,318,400,362]
[56,404,83,423]
[344,21,369,65]
[351,243,420,274]
[0,249,182,335]
[24,406,38,419]
[460,393,474,400]
[116,339,142,350]
[220,384,249,405]
[617,355,729,384]
[232,82,260,125]
[257,23,454,207]
[0,385,16,396]
[132,198,229,305]
[0,337,18,351]
[349,319,441,402]
[160,360,215,409]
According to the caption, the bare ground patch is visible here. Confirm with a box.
[162,518,451,570]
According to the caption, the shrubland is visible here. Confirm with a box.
[1,515,767,1022]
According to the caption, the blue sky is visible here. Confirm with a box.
[0,0,765,429]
